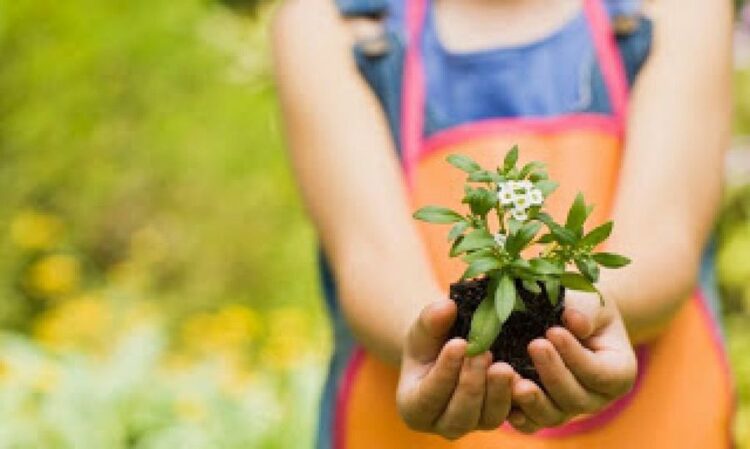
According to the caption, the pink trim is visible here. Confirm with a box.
[421,114,622,160]
[583,0,630,122]
[522,346,650,438]
[401,0,428,184]
[333,348,366,449]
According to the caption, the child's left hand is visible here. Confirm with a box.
[505,290,638,433]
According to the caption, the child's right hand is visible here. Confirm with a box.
[396,299,517,440]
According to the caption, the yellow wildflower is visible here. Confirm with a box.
[10,210,63,250]
[25,254,80,298]
[33,293,109,351]
[0,359,9,382]
[260,307,312,370]
[179,304,261,355]
[174,395,207,423]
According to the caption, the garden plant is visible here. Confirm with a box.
[413,146,631,384]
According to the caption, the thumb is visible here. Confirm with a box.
[562,291,604,340]
[404,299,457,364]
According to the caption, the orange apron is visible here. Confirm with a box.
[333,0,734,447]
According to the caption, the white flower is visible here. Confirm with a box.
[493,233,507,247]
[511,208,528,221]
[512,193,530,210]
[517,180,533,192]
[497,183,514,205]
[527,188,544,206]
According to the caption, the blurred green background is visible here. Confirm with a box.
[1,1,749,447]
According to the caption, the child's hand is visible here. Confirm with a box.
[507,291,638,433]
[396,299,516,440]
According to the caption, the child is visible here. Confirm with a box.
[272,0,733,447]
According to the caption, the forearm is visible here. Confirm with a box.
[330,232,443,365]
[603,0,732,343]
[598,227,703,344]
[272,0,445,366]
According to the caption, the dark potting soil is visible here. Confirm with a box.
[448,277,564,387]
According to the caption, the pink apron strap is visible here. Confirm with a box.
[583,0,630,124]
[401,0,428,183]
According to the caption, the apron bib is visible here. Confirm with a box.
[333,1,734,447]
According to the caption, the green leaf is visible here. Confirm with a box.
[447,154,481,173]
[534,180,559,196]
[507,218,522,235]
[549,222,577,245]
[536,233,555,244]
[510,258,531,270]
[505,221,541,255]
[413,206,464,224]
[449,236,462,257]
[462,256,503,279]
[560,272,603,304]
[466,294,502,356]
[565,193,588,233]
[463,187,497,216]
[513,295,528,312]
[529,258,563,275]
[503,145,519,172]
[462,248,494,263]
[592,252,631,268]
[529,171,549,182]
[519,161,545,178]
[495,274,516,324]
[560,272,597,293]
[468,170,502,183]
[453,229,496,254]
[447,221,469,241]
[522,279,542,294]
[544,278,561,306]
[575,257,600,283]
[580,221,613,248]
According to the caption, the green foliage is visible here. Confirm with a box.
[413,147,631,355]
[466,293,501,356]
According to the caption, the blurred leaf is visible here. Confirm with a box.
[413,206,464,224]
[592,252,631,268]
[580,221,613,248]
[503,145,519,172]
[447,154,481,173]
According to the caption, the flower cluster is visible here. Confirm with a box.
[497,180,544,221]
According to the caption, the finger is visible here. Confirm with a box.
[398,338,466,429]
[405,300,458,364]
[478,362,514,430]
[547,327,636,397]
[562,291,605,340]
[512,378,567,428]
[434,352,491,439]
[508,409,541,434]
[528,338,603,414]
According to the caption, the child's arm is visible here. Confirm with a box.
[602,0,732,344]
[272,0,514,438]
[505,0,733,433]
[272,0,436,366]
